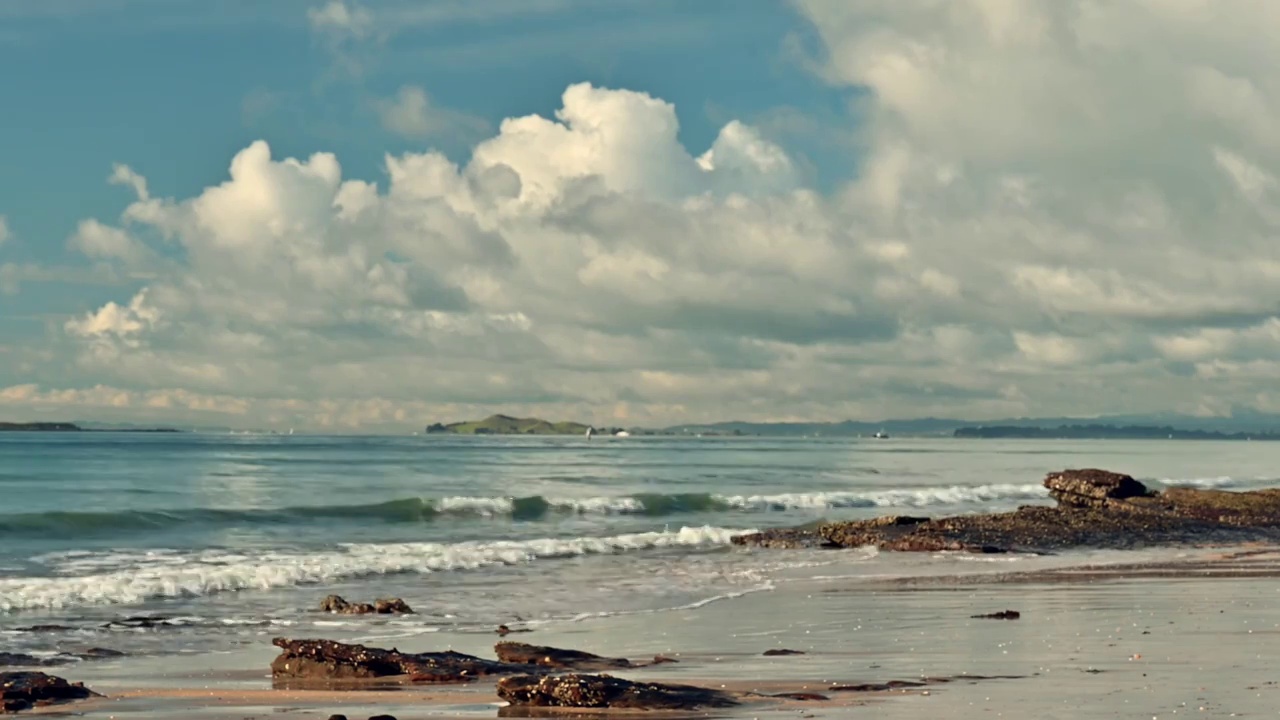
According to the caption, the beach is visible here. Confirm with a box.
[4,435,1280,717]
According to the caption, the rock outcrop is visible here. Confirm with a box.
[270,638,533,683]
[318,595,413,615]
[496,674,739,710]
[1,672,99,713]
[734,468,1280,554]
[493,642,631,670]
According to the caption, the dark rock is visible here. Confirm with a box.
[763,649,806,656]
[318,595,412,615]
[769,692,828,701]
[494,642,631,670]
[101,615,175,629]
[1045,469,1152,509]
[367,716,398,720]
[0,671,100,713]
[0,654,68,669]
[326,715,348,720]
[270,638,535,683]
[77,648,126,660]
[373,598,413,614]
[13,626,73,634]
[830,680,927,692]
[730,528,833,549]
[495,624,532,636]
[735,468,1280,555]
[496,674,739,710]
[971,610,1021,620]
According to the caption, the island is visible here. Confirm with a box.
[0,422,182,433]
[426,414,598,436]
[955,424,1280,441]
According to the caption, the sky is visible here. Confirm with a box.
[2,0,1280,431]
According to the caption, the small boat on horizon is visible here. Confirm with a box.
[872,430,890,439]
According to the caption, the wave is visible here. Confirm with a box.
[0,484,1049,537]
[0,525,747,613]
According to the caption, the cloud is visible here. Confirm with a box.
[307,0,372,41]
[21,1,1280,429]
[375,85,490,142]
[0,215,9,246]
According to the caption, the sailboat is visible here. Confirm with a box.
[872,429,890,439]
[585,426,595,440]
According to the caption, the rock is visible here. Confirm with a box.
[763,649,806,656]
[769,692,828,701]
[493,642,631,670]
[0,671,100,713]
[0,654,71,669]
[77,648,125,660]
[373,598,413,614]
[730,528,832,549]
[495,624,531,636]
[971,610,1020,620]
[101,615,176,629]
[496,674,739,710]
[326,715,348,720]
[736,468,1280,555]
[831,680,927,692]
[367,716,398,720]
[270,638,535,683]
[318,595,412,615]
[1044,469,1152,509]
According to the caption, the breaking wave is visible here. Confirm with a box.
[0,526,747,612]
[0,484,1050,538]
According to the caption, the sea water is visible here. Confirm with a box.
[1,433,1277,660]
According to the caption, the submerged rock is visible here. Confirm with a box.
[496,674,739,710]
[270,638,533,683]
[971,610,1021,620]
[0,655,67,669]
[763,649,807,656]
[734,468,1280,554]
[493,642,631,670]
[318,595,413,615]
[0,672,99,713]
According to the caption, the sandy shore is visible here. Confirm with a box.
[27,543,1280,719]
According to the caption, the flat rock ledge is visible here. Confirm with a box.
[271,639,660,684]
[271,638,537,684]
[732,468,1280,554]
[1,672,99,714]
[497,674,739,710]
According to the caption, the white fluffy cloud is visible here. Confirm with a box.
[10,2,1280,429]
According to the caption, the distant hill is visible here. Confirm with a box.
[955,424,1280,440]
[663,411,1280,438]
[425,414,593,436]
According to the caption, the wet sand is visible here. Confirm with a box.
[33,543,1280,719]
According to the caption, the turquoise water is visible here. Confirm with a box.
[1,433,1277,659]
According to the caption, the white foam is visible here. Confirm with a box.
[1155,476,1246,489]
[0,525,749,613]
[716,483,1048,510]
[435,496,515,515]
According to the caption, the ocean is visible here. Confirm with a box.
[1,433,1277,663]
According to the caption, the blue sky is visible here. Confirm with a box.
[0,0,852,357]
[2,1,1279,430]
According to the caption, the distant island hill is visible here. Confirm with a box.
[424,415,1280,440]
[954,424,1280,441]
[0,422,181,433]
[425,414,653,437]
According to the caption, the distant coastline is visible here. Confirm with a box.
[954,424,1280,441]
[0,422,182,433]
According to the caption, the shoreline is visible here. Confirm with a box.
[19,540,1280,718]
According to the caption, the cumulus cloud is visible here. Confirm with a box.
[19,3,1280,428]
